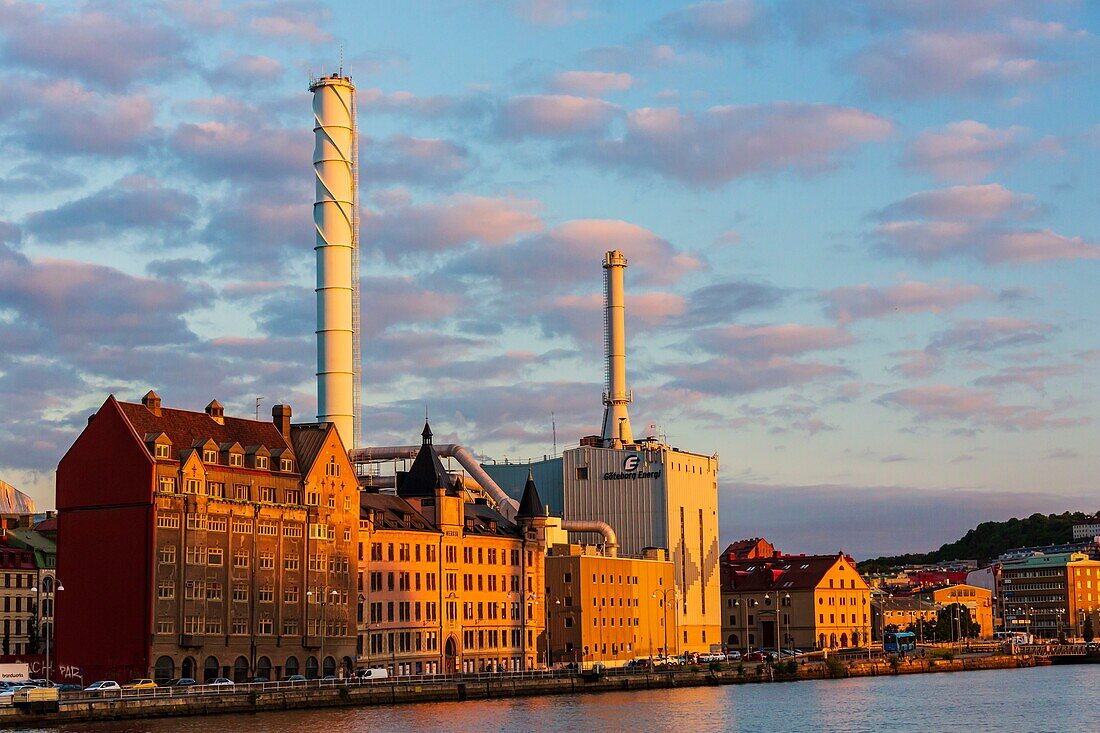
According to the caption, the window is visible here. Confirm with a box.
[228,452,243,467]
[205,618,222,635]
[259,552,275,570]
[283,524,303,538]
[285,489,302,505]
[232,619,248,635]
[284,586,299,603]
[284,554,300,571]
[157,514,180,529]
[203,450,217,464]
[208,517,227,532]
[184,479,202,495]
[159,545,176,564]
[186,516,207,530]
[234,485,249,501]
[325,458,340,477]
[256,456,268,470]
[207,482,226,499]
[259,487,276,503]
[258,521,278,536]
[207,548,223,566]
[307,491,320,506]
[186,546,206,565]
[157,580,174,599]
[206,583,223,601]
[158,477,176,494]
[258,586,274,603]
[232,519,250,534]
[258,618,273,635]
[575,466,588,480]
[233,583,248,602]
[283,619,299,635]
[281,459,294,472]
[156,619,174,634]
[155,444,171,459]
[233,550,249,568]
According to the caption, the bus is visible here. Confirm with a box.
[883,631,917,653]
[994,631,1033,645]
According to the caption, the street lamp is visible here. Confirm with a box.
[652,589,678,660]
[307,588,339,677]
[29,580,63,684]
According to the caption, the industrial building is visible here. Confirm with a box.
[486,251,721,653]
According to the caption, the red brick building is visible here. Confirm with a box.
[56,392,359,683]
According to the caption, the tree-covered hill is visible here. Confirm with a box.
[858,511,1094,572]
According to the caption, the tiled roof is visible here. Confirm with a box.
[360,493,438,534]
[722,553,854,592]
[118,400,290,458]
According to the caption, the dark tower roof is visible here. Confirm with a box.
[515,469,545,519]
[398,421,455,498]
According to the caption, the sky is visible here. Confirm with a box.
[0,0,1098,559]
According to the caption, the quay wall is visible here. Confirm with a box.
[0,655,1045,728]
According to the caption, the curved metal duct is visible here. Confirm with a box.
[349,444,519,522]
[561,520,618,557]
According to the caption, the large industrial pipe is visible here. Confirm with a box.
[561,520,618,557]
[600,250,633,445]
[350,445,620,552]
[311,73,357,448]
[348,444,521,522]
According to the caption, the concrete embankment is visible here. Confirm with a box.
[0,655,1043,728]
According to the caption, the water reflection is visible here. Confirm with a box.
[22,665,1099,733]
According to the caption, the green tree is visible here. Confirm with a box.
[934,604,979,640]
[1084,615,1095,643]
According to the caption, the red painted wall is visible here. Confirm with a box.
[56,397,155,683]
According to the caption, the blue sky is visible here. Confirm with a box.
[0,0,1098,557]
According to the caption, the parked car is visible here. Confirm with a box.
[207,678,234,686]
[727,651,742,661]
[744,651,765,662]
[249,677,270,684]
[85,681,121,692]
[124,679,157,690]
[0,685,34,697]
[53,684,82,693]
[165,678,197,687]
[285,675,307,682]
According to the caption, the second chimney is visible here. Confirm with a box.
[272,404,292,441]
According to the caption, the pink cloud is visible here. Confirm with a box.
[549,71,635,96]
[889,349,944,379]
[879,384,1088,431]
[361,135,474,187]
[511,0,590,26]
[903,121,1060,183]
[0,2,188,89]
[821,280,989,324]
[879,183,1040,222]
[365,194,544,259]
[874,185,1100,264]
[700,323,856,358]
[169,121,310,180]
[358,88,489,120]
[662,0,767,45]
[205,53,284,87]
[532,291,687,345]
[580,102,892,186]
[667,356,851,396]
[499,95,621,138]
[974,363,1081,392]
[851,30,1067,98]
[0,78,155,157]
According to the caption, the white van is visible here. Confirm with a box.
[356,668,389,680]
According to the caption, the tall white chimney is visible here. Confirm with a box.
[310,72,359,448]
[600,250,633,445]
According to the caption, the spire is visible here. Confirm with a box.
[422,421,433,444]
[399,421,453,498]
[516,469,545,519]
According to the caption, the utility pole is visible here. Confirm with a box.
[255,397,264,421]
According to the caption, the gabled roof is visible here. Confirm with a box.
[117,400,289,459]
[722,553,859,593]
[398,422,455,498]
[289,423,333,476]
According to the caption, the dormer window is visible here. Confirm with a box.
[155,444,171,459]
[256,456,268,470]
[203,450,217,464]
[280,459,293,472]
[229,453,243,467]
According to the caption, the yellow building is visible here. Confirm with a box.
[545,544,677,666]
[356,424,547,675]
[920,584,994,638]
[876,595,938,638]
[722,550,872,651]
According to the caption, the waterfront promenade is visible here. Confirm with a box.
[0,652,1054,729]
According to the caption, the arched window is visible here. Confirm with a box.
[256,656,272,681]
[829,634,837,648]
[840,633,848,648]
[818,633,826,649]
[851,631,860,646]
[285,656,300,677]
[306,656,319,679]
[322,656,336,677]
[342,656,354,676]
[181,657,196,680]
[727,634,739,646]
[154,656,175,684]
[233,656,249,683]
[204,656,220,682]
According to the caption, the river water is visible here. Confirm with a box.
[15,665,1098,733]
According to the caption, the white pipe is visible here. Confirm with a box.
[561,520,618,557]
[351,445,620,552]
[311,73,357,448]
[348,444,520,522]
[601,250,633,445]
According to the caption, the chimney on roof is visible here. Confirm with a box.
[206,399,225,425]
[142,390,162,417]
[272,404,292,441]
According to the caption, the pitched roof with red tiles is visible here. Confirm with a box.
[722,553,857,592]
[117,400,290,458]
